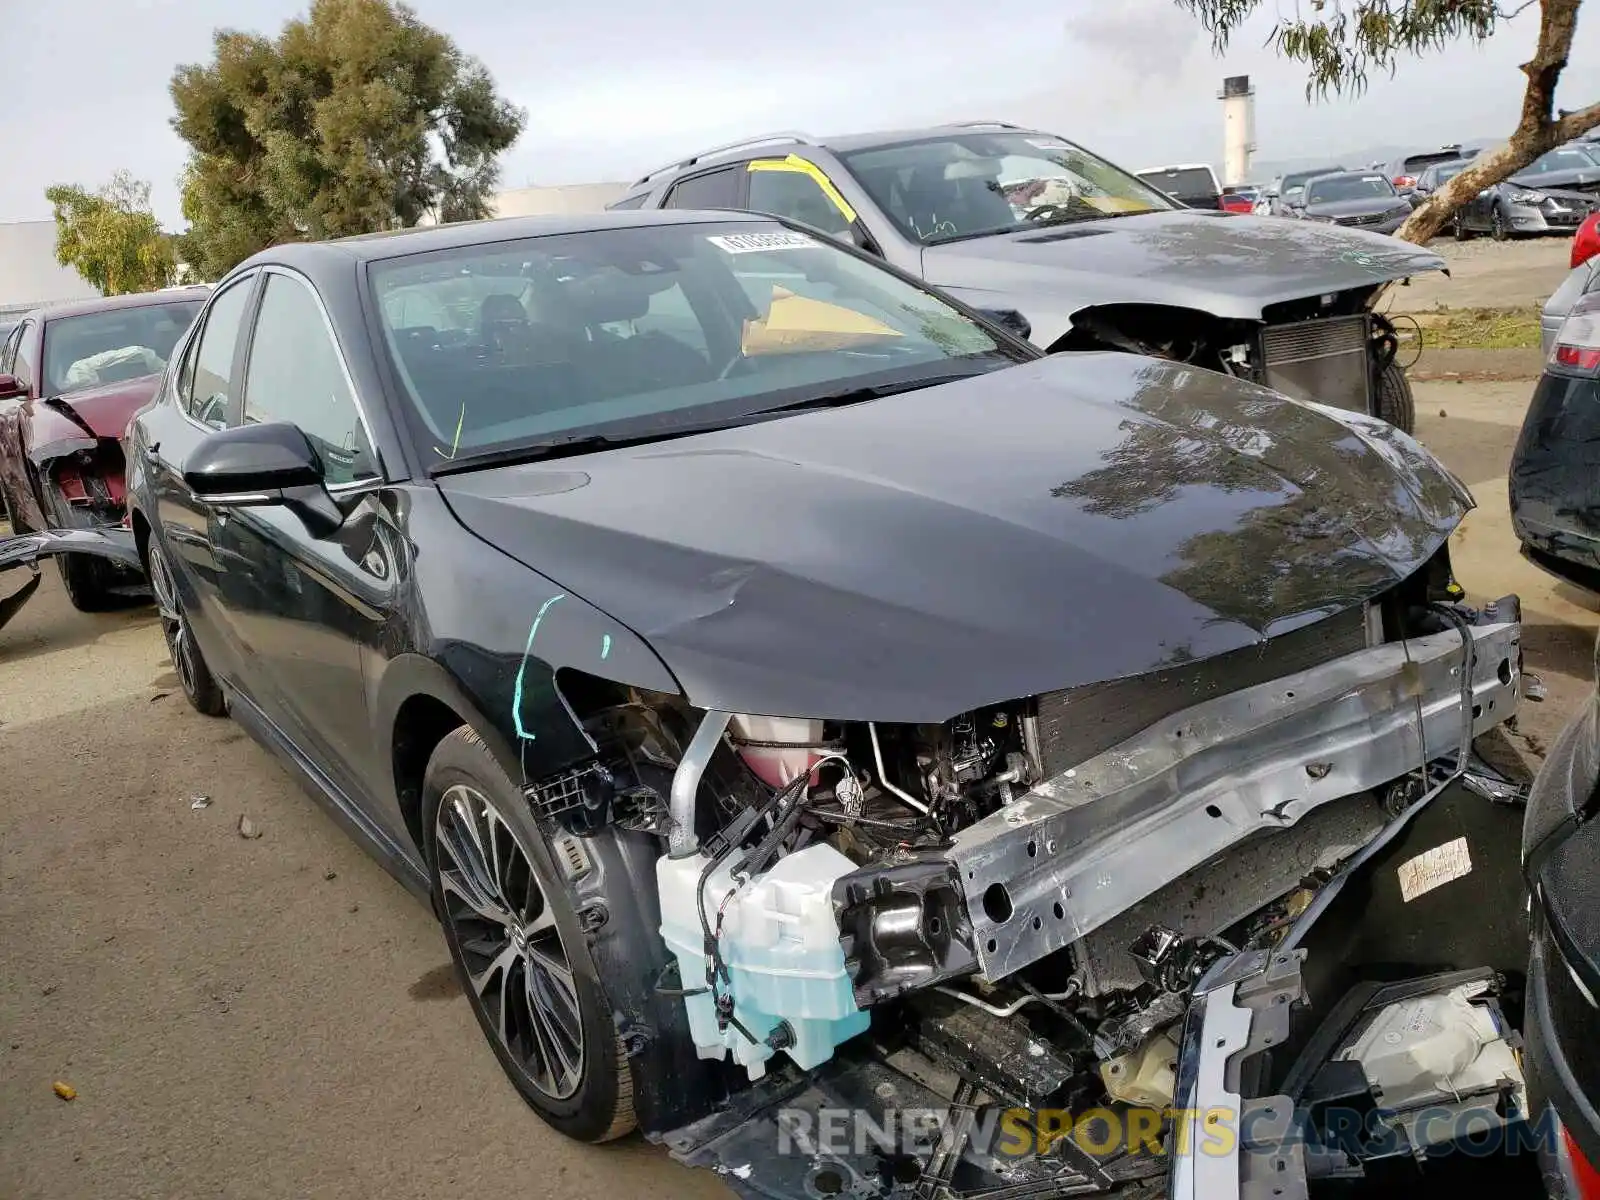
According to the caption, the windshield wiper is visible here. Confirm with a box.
[751,367,998,415]
[428,422,732,475]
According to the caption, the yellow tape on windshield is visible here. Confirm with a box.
[747,155,858,224]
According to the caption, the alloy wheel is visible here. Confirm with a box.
[434,784,584,1101]
[1492,208,1508,241]
[147,541,198,697]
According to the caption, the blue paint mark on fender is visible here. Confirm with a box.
[512,594,565,741]
[601,633,612,660]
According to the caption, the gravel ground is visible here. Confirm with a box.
[0,377,1595,1199]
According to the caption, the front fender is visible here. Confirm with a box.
[390,492,686,788]
[20,402,96,466]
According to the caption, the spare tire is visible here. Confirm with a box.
[1376,359,1416,434]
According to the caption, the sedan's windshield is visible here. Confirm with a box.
[1305,174,1398,205]
[836,132,1175,245]
[41,300,203,396]
[368,220,1029,465]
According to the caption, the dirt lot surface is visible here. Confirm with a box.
[1390,233,1575,313]
[2,377,1596,1199]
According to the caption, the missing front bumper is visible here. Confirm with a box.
[950,608,1523,982]
[0,527,143,630]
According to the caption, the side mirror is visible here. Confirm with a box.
[0,373,27,401]
[976,307,1032,341]
[184,420,344,536]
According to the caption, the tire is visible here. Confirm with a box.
[422,726,636,1144]
[1453,215,1474,242]
[146,536,227,716]
[1376,358,1416,434]
[56,552,114,612]
[1491,205,1510,242]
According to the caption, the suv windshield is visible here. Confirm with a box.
[835,132,1175,245]
[1305,174,1397,204]
[368,220,1028,465]
[41,300,203,396]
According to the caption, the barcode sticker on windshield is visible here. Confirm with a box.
[1397,836,1472,903]
[707,231,821,254]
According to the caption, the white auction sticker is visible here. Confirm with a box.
[707,231,820,254]
[1396,836,1472,903]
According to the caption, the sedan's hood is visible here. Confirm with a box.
[439,355,1471,723]
[919,210,1445,321]
[1303,197,1408,219]
[1512,169,1600,191]
[47,375,161,440]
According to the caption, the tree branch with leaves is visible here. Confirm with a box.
[169,0,527,280]
[1175,0,1600,243]
[45,171,176,296]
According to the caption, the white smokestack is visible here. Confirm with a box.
[1219,75,1256,187]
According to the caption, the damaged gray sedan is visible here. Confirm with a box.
[125,212,1536,1200]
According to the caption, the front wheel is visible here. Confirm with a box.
[1375,358,1416,434]
[146,537,226,716]
[423,727,636,1143]
[1491,205,1511,242]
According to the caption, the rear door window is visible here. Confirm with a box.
[663,167,744,211]
[746,167,854,239]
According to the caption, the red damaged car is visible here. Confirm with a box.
[0,287,208,609]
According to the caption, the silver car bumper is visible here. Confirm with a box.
[949,615,1523,981]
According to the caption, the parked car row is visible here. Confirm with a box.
[4,119,1594,1200]
[1246,143,1600,247]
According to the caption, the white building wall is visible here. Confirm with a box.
[0,220,99,314]
[414,182,632,227]
[490,182,630,217]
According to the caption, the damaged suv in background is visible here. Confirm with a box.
[618,122,1441,433]
[127,211,1535,1200]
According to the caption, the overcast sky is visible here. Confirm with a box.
[3,0,1597,226]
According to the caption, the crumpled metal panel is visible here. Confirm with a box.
[950,618,1522,982]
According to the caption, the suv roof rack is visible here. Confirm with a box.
[947,120,1028,131]
[634,131,814,185]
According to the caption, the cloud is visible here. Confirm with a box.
[1065,0,1209,82]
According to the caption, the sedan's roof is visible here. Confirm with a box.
[29,285,211,323]
[311,208,768,263]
